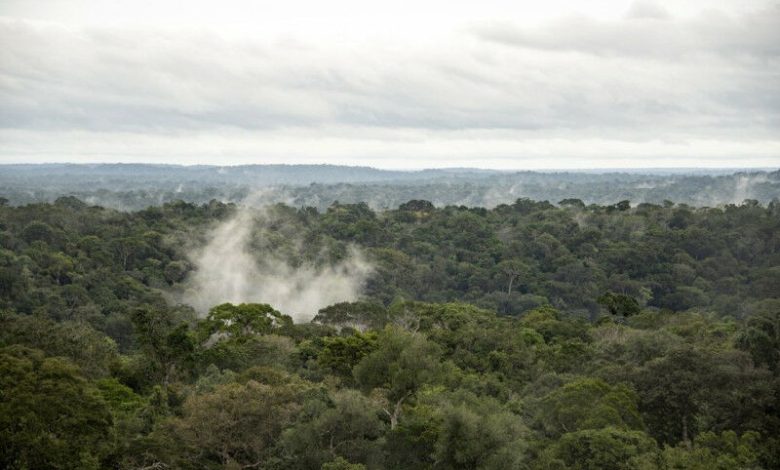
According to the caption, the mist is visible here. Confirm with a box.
[182,205,373,322]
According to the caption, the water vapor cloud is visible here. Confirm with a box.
[183,204,372,322]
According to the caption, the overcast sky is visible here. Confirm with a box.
[1,0,778,169]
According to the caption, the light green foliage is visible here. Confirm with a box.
[197,332,297,373]
[354,327,443,429]
[314,301,389,331]
[203,302,292,338]
[321,456,367,470]
[432,400,528,469]
[539,427,658,470]
[196,303,297,373]
[657,431,762,470]
[0,313,118,378]
[537,378,644,437]
[96,377,145,415]
[520,306,590,344]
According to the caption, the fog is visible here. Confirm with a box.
[182,204,372,322]
[732,174,769,204]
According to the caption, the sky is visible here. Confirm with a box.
[0,0,779,169]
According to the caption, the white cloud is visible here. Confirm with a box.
[0,0,778,168]
[183,204,373,321]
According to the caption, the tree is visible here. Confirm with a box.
[163,260,189,284]
[519,306,590,344]
[110,237,147,270]
[630,346,773,446]
[537,378,644,438]
[433,401,528,469]
[597,292,641,318]
[656,431,762,470]
[631,346,710,445]
[0,313,119,378]
[321,457,367,470]
[0,346,113,469]
[539,427,657,470]
[318,332,378,381]
[21,221,56,245]
[130,307,195,386]
[497,260,529,298]
[737,310,780,374]
[158,377,311,468]
[399,200,435,212]
[314,301,388,331]
[354,327,442,429]
[202,302,291,339]
[559,198,586,209]
[281,389,384,468]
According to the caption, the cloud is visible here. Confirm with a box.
[625,1,671,20]
[181,203,373,322]
[0,1,778,168]
[471,5,780,59]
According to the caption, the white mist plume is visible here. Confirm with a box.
[183,204,372,322]
[732,174,767,204]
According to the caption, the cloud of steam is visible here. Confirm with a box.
[732,174,768,204]
[182,205,373,322]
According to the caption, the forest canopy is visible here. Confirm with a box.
[0,194,779,469]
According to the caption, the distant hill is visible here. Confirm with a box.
[0,163,508,186]
[1,163,778,211]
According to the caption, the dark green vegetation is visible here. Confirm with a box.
[1,195,779,469]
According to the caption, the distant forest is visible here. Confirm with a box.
[1,164,779,210]
[1,191,779,469]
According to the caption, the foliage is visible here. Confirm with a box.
[0,195,779,468]
[0,346,113,469]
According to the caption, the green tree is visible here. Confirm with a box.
[0,313,119,378]
[130,307,195,386]
[539,427,657,470]
[737,310,780,374]
[158,377,311,468]
[433,401,528,469]
[598,292,641,317]
[537,378,644,438]
[318,332,378,381]
[354,327,442,429]
[202,302,291,339]
[0,346,113,469]
[314,301,388,331]
[281,389,384,468]
[321,456,367,470]
[656,431,762,470]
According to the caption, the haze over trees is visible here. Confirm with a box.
[1,164,778,211]
[0,189,779,468]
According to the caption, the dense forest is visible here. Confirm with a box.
[2,164,779,211]
[1,194,779,469]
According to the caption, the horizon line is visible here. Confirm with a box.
[1,162,778,174]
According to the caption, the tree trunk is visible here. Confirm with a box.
[682,415,691,450]
[385,391,412,430]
